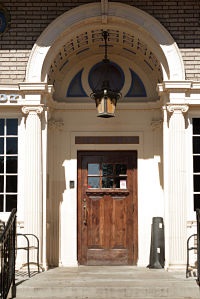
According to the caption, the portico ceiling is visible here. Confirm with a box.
[47,28,163,102]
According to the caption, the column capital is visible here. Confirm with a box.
[166,104,189,114]
[22,106,43,115]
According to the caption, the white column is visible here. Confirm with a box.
[166,104,188,269]
[22,106,43,262]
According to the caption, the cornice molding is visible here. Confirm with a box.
[157,81,200,94]
[0,83,54,95]
[19,83,54,94]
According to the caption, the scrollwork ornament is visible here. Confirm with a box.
[151,119,163,130]
[22,106,43,115]
[167,104,189,114]
[48,119,64,131]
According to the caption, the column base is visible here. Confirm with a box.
[166,264,186,271]
[59,260,78,267]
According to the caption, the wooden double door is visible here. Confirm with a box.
[78,151,138,265]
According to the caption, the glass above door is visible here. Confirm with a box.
[87,162,127,189]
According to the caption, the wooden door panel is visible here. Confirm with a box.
[88,196,104,249]
[87,248,128,265]
[78,151,137,265]
[111,197,126,249]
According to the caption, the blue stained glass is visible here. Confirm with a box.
[126,69,146,97]
[0,12,7,33]
[67,69,87,97]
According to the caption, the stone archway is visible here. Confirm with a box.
[26,2,185,84]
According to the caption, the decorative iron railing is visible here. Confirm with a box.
[196,208,200,286]
[0,209,17,299]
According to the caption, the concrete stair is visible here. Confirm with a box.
[15,266,200,299]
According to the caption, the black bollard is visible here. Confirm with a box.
[148,217,165,269]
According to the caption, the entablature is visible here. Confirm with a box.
[157,81,200,105]
[0,83,54,106]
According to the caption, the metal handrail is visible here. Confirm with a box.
[17,233,40,277]
[0,209,17,299]
[196,208,200,286]
[186,233,197,278]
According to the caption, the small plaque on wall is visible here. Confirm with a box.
[69,181,75,189]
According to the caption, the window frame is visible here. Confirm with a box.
[0,117,18,212]
[87,162,128,189]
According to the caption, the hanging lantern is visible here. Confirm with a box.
[90,31,122,118]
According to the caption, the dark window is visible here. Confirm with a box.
[67,69,87,97]
[193,118,200,210]
[0,118,18,212]
[0,119,4,135]
[193,118,200,135]
[126,69,147,97]
[87,162,127,189]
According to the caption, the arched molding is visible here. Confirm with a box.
[26,2,185,84]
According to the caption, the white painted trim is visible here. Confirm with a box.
[26,2,185,83]
[60,130,146,266]
[42,109,48,269]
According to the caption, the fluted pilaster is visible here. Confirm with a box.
[167,104,188,268]
[22,106,43,262]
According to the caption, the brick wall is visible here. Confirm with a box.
[0,0,200,83]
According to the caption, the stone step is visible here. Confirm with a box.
[15,266,200,299]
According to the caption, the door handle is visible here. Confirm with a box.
[83,199,87,225]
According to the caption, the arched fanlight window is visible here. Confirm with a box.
[66,69,87,97]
